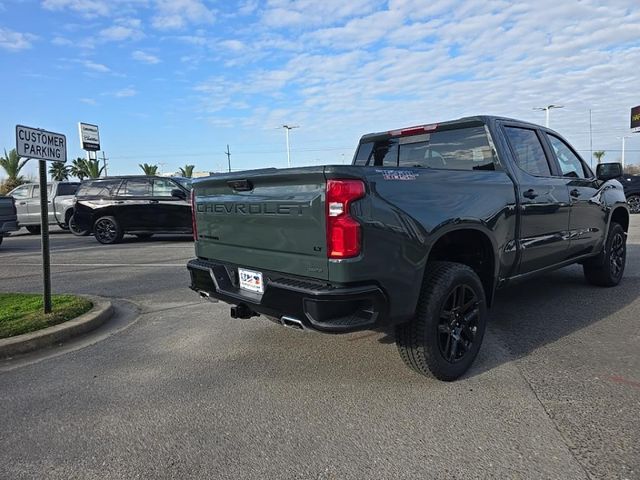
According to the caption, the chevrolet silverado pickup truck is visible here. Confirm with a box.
[187,116,629,380]
[8,181,80,234]
[0,196,19,247]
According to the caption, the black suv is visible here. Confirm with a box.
[72,176,193,244]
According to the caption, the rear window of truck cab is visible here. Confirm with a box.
[354,125,496,171]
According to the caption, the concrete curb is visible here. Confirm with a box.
[0,296,113,358]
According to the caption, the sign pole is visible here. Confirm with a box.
[38,159,52,313]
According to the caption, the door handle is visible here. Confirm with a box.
[114,200,124,204]
[149,200,159,204]
[569,188,581,198]
[19,201,26,205]
[523,189,538,199]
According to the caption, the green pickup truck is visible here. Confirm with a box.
[187,115,629,380]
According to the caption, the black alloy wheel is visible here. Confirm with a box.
[609,230,625,280]
[437,284,480,363]
[627,195,640,214]
[94,216,123,244]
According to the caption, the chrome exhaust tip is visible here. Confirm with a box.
[280,316,305,330]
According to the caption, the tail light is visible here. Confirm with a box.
[190,189,198,241]
[326,179,365,259]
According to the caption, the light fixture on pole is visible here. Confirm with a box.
[533,105,564,128]
[617,135,631,169]
[282,124,299,168]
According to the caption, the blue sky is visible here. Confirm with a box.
[1,0,639,179]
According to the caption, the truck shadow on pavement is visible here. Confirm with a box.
[465,243,640,379]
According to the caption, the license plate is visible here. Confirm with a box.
[238,268,264,294]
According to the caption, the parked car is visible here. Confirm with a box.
[0,196,19,247]
[187,115,629,381]
[8,181,80,234]
[595,163,640,213]
[72,176,193,244]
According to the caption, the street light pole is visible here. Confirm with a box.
[618,136,631,169]
[282,125,299,168]
[533,105,564,128]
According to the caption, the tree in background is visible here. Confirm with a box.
[178,165,195,178]
[70,157,104,179]
[49,161,70,181]
[70,158,88,180]
[83,158,105,178]
[139,163,158,175]
[593,151,606,164]
[0,148,28,194]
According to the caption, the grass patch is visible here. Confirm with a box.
[0,293,93,339]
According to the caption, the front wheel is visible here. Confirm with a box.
[94,216,124,244]
[627,195,640,214]
[396,261,487,381]
[69,215,90,236]
[583,222,626,287]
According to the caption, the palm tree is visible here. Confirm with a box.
[593,150,606,164]
[49,161,70,181]
[84,159,105,178]
[178,164,195,178]
[0,148,28,191]
[70,157,104,179]
[139,163,158,175]
[70,158,88,180]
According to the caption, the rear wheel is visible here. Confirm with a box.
[396,261,487,381]
[94,216,124,245]
[69,215,90,236]
[583,222,626,286]
[627,195,640,214]
[26,225,41,235]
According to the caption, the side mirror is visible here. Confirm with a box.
[171,188,187,200]
[596,162,622,181]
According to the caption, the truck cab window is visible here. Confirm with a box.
[504,127,551,176]
[10,185,31,199]
[546,134,588,178]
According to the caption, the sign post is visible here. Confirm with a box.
[16,125,67,314]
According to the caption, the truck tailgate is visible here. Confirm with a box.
[194,168,329,280]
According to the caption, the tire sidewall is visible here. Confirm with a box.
[604,223,626,283]
[94,216,122,244]
[421,267,488,380]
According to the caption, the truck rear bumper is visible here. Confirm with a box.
[187,258,388,333]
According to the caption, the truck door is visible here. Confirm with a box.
[149,178,191,232]
[542,132,604,257]
[27,184,54,224]
[502,125,571,274]
[10,184,32,224]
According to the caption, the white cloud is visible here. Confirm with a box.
[42,0,111,17]
[152,0,215,29]
[132,50,160,64]
[82,60,110,72]
[261,0,384,28]
[99,17,143,42]
[80,97,98,105]
[114,86,137,97]
[52,36,73,46]
[0,28,37,52]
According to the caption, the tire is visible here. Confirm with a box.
[627,195,640,214]
[58,222,70,231]
[396,261,488,381]
[583,222,626,287]
[69,215,90,237]
[93,216,124,245]
[26,225,41,235]
[135,233,153,240]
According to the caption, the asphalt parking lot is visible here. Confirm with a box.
[0,224,639,479]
